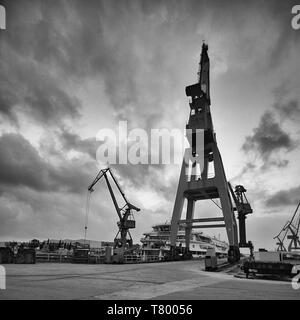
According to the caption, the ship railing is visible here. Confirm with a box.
[124,254,163,263]
[36,251,106,264]
[123,254,141,263]
[36,252,73,263]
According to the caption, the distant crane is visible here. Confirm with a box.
[85,168,140,252]
[274,201,300,252]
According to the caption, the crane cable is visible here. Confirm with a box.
[84,191,92,244]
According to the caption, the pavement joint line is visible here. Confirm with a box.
[93,274,227,300]
[203,270,294,286]
[176,266,295,286]
[26,275,166,285]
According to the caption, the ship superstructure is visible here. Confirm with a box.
[141,221,228,258]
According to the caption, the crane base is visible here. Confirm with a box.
[228,246,240,263]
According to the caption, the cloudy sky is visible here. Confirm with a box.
[0,0,300,250]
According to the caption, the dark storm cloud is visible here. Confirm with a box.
[267,0,300,69]
[2,0,298,125]
[0,133,91,193]
[268,159,289,168]
[1,0,297,128]
[0,133,49,191]
[1,0,179,130]
[0,54,81,127]
[59,128,100,160]
[271,83,300,121]
[0,91,18,124]
[241,81,300,171]
[233,162,257,180]
[242,111,296,161]
[273,98,300,122]
[112,163,174,201]
[265,185,300,207]
[0,0,81,126]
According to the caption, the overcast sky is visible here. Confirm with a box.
[0,0,300,250]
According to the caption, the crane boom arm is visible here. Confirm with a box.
[108,168,128,204]
[87,167,140,219]
[103,172,122,220]
[287,201,300,230]
[87,168,108,191]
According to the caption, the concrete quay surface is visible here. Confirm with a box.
[0,260,299,300]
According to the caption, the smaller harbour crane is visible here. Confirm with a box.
[274,201,300,252]
[85,168,140,259]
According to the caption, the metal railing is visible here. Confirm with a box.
[36,252,107,264]
[36,252,73,263]
[36,252,165,264]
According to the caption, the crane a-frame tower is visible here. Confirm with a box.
[169,43,241,262]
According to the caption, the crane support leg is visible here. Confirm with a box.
[185,199,195,251]
[170,160,187,246]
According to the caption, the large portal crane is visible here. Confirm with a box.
[274,201,300,252]
[169,43,241,262]
[86,168,140,251]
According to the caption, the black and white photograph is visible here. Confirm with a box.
[0,0,300,305]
